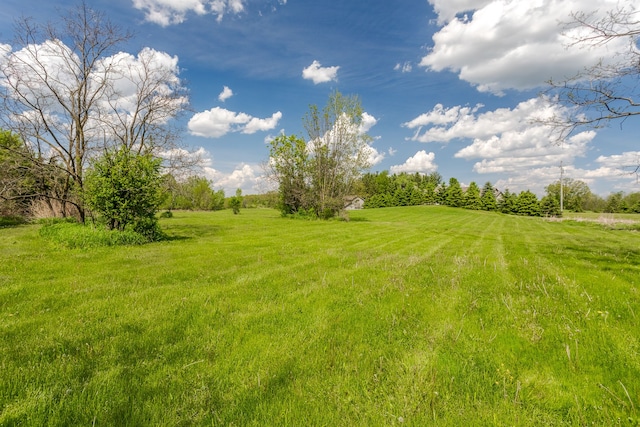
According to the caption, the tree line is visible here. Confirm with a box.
[356,171,640,215]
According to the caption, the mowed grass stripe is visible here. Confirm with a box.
[1,207,639,425]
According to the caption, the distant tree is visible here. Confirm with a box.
[436,182,447,205]
[499,189,517,214]
[604,192,625,213]
[423,182,437,205]
[267,134,309,215]
[445,178,464,207]
[84,148,164,240]
[545,179,592,212]
[268,91,373,218]
[228,189,243,214]
[303,91,373,218]
[516,190,541,216]
[480,182,498,211]
[160,175,224,211]
[463,182,482,210]
[540,195,562,217]
[583,192,607,212]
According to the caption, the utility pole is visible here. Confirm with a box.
[560,161,564,213]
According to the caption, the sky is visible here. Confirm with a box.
[1,0,639,196]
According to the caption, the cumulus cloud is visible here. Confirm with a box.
[204,163,268,194]
[1,41,185,145]
[218,86,233,102]
[403,97,603,191]
[390,150,438,174]
[244,111,283,134]
[188,107,282,138]
[364,145,385,166]
[422,0,629,94]
[132,0,246,26]
[359,112,378,134]
[404,97,568,144]
[302,60,339,84]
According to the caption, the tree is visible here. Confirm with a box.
[515,190,541,217]
[268,91,373,218]
[604,191,625,213]
[228,189,243,214]
[162,176,225,211]
[540,195,562,217]
[267,134,310,215]
[480,182,498,211]
[545,4,640,164]
[304,91,372,218]
[84,147,164,240]
[0,130,33,216]
[499,189,517,214]
[0,2,188,220]
[545,179,592,212]
[445,178,464,207]
[463,182,481,210]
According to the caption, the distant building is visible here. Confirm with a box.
[344,196,365,210]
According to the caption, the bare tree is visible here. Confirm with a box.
[0,2,188,220]
[544,5,640,142]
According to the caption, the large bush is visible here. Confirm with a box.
[84,148,164,241]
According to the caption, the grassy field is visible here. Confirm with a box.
[1,206,639,425]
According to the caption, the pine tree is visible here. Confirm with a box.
[480,182,498,211]
[464,182,482,210]
[516,190,541,216]
[445,178,464,207]
[499,189,517,214]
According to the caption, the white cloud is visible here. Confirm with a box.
[1,41,186,146]
[364,145,385,166]
[204,163,268,194]
[422,0,630,94]
[403,97,608,193]
[188,107,281,138]
[394,62,413,73]
[132,0,246,26]
[359,112,378,134]
[302,60,339,84]
[390,150,438,174]
[403,97,566,144]
[218,86,233,102]
[243,111,283,134]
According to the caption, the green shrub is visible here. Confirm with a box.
[39,222,148,249]
[0,216,27,227]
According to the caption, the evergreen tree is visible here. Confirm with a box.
[540,195,562,217]
[445,178,464,207]
[499,189,517,214]
[480,182,498,211]
[516,190,541,216]
[464,182,482,210]
[436,182,447,205]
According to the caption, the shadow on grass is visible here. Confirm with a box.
[346,216,370,222]
[0,216,27,228]
[160,224,225,241]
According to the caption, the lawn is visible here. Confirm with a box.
[1,206,639,425]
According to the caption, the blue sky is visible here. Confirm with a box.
[1,0,639,196]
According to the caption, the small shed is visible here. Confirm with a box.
[344,196,365,210]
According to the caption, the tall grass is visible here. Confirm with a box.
[1,206,638,425]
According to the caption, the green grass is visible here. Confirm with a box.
[1,206,639,425]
